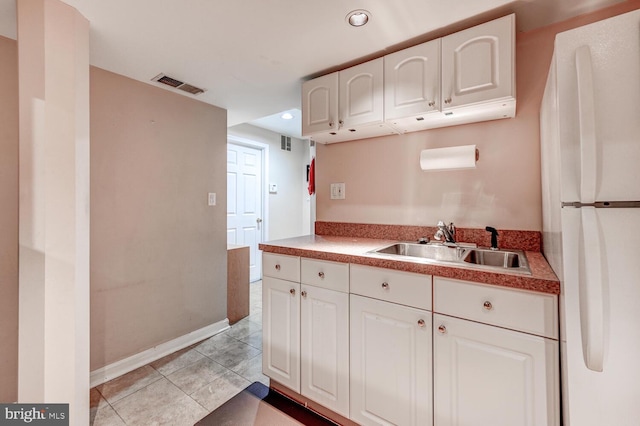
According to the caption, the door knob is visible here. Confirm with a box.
[289,288,296,296]
[438,325,447,334]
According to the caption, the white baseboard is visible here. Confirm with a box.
[90,318,230,388]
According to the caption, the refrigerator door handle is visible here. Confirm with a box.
[580,207,605,372]
[575,45,597,204]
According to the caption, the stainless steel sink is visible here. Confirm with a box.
[368,242,531,274]
[373,242,464,263]
[462,248,529,273]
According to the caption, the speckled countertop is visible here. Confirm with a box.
[259,234,560,295]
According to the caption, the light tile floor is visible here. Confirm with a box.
[90,281,267,426]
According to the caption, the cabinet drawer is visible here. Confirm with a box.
[433,277,558,339]
[301,258,349,293]
[262,253,300,282]
[350,264,432,310]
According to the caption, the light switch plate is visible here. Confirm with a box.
[208,192,216,206]
[330,183,346,200]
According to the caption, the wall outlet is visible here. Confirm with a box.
[330,183,346,200]
[269,183,278,193]
[208,192,216,206]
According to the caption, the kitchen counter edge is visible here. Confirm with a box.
[259,235,560,295]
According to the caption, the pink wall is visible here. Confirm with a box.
[90,67,228,370]
[316,0,640,232]
[0,34,18,403]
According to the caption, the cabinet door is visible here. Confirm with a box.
[339,58,384,128]
[300,285,350,417]
[434,314,560,426]
[302,72,339,136]
[350,295,432,426]
[384,39,441,122]
[262,276,300,392]
[441,14,514,109]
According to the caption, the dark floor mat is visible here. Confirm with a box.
[195,382,337,426]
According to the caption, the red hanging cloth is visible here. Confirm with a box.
[308,157,315,195]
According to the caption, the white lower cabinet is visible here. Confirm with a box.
[262,255,350,417]
[433,277,560,426]
[262,275,300,392]
[350,294,433,426]
[300,284,350,417]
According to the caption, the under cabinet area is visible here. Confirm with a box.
[299,258,350,417]
[350,265,433,426]
[262,253,301,391]
[433,277,560,426]
[262,254,350,417]
[261,252,559,426]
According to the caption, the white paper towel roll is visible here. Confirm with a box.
[420,145,477,171]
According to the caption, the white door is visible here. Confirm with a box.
[560,207,640,426]
[350,294,432,426]
[300,284,349,417]
[441,14,514,109]
[262,276,300,392]
[227,143,263,281]
[433,314,559,426]
[555,9,640,203]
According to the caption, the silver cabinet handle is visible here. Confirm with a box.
[329,121,334,127]
[444,97,452,104]
[318,272,325,279]
[256,218,263,223]
[275,264,281,271]
[381,282,389,290]
[418,319,426,328]
[428,101,436,107]
[483,301,493,311]
[289,288,295,296]
[438,325,447,334]
[301,291,307,298]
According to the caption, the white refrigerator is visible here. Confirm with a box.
[540,8,640,426]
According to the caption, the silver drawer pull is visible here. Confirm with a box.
[381,282,389,290]
[289,288,295,296]
[301,291,307,298]
[483,301,493,311]
[418,319,426,328]
[275,264,281,271]
[318,272,325,279]
[438,325,447,334]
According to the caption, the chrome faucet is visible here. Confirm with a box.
[434,220,456,244]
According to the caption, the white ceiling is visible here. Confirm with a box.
[0,0,624,138]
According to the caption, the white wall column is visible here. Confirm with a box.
[17,0,90,424]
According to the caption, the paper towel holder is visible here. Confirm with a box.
[419,145,479,171]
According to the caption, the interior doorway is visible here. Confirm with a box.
[227,137,269,282]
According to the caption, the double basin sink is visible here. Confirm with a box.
[368,242,531,275]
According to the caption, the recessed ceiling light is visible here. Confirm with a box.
[346,10,370,27]
[281,112,294,120]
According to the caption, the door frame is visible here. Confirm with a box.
[227,135,270,277]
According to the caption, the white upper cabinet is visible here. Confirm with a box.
[302,58,397,144]
[301,72,339,136]
[302,14,517,142]
[440,14,515,118]
[384,39,441,131]
[339,58,385,128]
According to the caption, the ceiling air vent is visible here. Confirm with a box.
[151,73,205,95]
[281,135,291,151]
